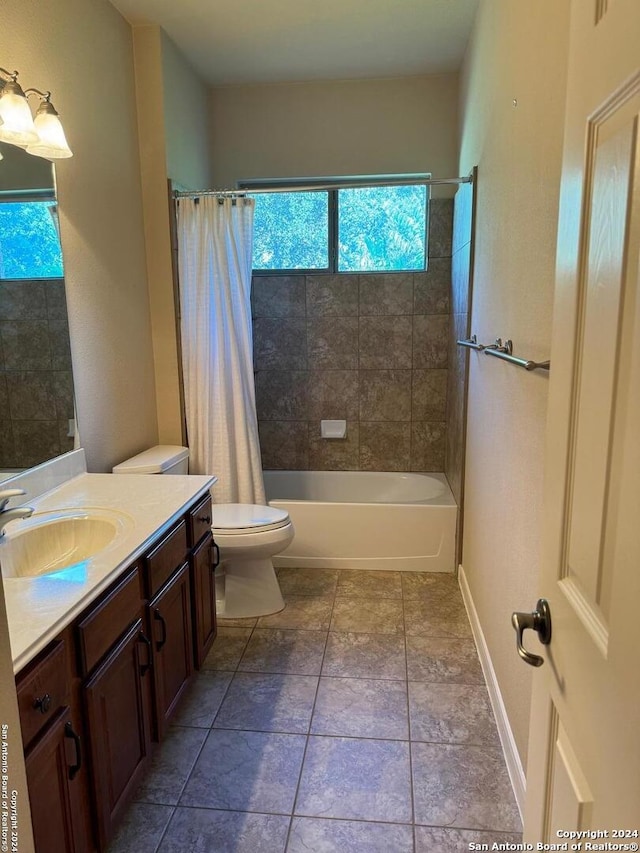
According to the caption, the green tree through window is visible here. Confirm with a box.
[248,180,428,273]
[338,186,427,272]
[252,191,328,270]
[0,201,64,279]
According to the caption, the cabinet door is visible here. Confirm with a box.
[25,707,91,853]
[191,532,217,669]
[84,618,152,850]
[150,562,193,739]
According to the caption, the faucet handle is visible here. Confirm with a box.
[0,488,27,511]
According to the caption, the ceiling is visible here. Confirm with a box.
[110,0,478,86]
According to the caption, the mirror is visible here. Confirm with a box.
[0,140,76,481]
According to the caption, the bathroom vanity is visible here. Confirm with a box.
[2,458,217,852]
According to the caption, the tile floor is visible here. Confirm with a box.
[108,569,522,853]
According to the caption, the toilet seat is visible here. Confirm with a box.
[212,503,291,535]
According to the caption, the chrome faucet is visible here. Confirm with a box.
[0,488,34,536]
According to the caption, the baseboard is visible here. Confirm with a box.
[458,564,526,819]
[273,556,453,572]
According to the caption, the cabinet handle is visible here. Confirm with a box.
[33,693,52,714]
[212,541,220,569]
[64,721,82,780]
[154,608,167,651]
[197,514,211,525]
[138,631,152,676]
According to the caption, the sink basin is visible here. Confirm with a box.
[0,508,134,579]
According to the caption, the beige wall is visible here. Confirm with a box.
[133,26,212,445]
[458,0,571,768]
[133,26,182,445]
[4,0,158,472]
[210,74,459,197]
[161,31,212,192]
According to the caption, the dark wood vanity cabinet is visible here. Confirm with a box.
[188,493,213,550]
[190,531,217,668]
[187,493,217,669]
[18,638,93,853]
[143,516,195,740]
[75,566,151,849]
[15,490,218,853]
[84,619,153,850]
[149,562,193,739]
[24,707,90,853]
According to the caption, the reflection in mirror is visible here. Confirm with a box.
[0,140,76,482]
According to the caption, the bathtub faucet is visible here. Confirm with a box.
[0,488,34,537]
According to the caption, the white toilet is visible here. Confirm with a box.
[112,445,293,619]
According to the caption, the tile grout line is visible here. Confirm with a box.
[131,570,503,851]
[147,620,268,849]
[144,653,244,851]
[151,805,175,853]
[161,717,501,749]
[284,578,338,851]
[402,582,417,853]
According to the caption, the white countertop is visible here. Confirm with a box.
[2,472,216,673]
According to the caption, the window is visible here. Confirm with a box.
[338,185,427,272]
[243,177,429,274]
[252,191,329,271]
[0,198,64,280]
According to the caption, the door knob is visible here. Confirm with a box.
[511,598,552,667]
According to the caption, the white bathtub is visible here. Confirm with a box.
[264,471,457,573]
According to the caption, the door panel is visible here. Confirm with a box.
[546,711,594,837]
[565,111,637,627]
[524,0,640,838]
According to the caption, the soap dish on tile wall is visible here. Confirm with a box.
[320,420,347,439]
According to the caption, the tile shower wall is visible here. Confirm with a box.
[0,279,75,469]
[253,199,453,472]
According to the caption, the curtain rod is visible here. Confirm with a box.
[173,175,472,199]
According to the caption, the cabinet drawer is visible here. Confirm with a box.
[77,567,143,676]
[188,493,212,547]
[145,519,189,597]
[17,640,69,748]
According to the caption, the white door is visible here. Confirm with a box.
[523,0,640,839]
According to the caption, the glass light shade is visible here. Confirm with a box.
[0,89,38,145]
[26,109,73,159]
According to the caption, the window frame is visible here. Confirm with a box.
[239,175,430,276]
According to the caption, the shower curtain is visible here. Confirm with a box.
[176,195,265,505]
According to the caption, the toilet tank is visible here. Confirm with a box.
[112,445,190,475]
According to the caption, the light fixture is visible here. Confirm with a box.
[0,68,38,145]
[24,90,73,159]
[0,67,72,159]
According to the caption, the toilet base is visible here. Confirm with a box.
[215,558,285,619]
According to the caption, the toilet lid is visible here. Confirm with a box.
[213,503,290,534]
